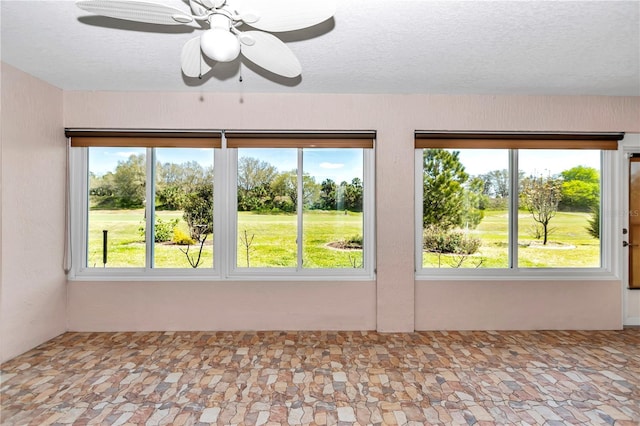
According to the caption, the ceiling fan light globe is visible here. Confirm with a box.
[200,28,240,62]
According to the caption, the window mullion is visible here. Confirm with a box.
[509,149,519,270]
[228,146,239,275]
[297,149,304,271]
[214,135,226,273]
[80,148,90,271]
[364,148,375,272]
[145,148,155,270]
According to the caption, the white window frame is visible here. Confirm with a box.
[226,144,376,280]
[68,134,376,281]
[69,147,219,280]
[415,148,619,280]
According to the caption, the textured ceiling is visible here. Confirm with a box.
[1,0,639,95]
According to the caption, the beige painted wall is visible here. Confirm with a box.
[67,281,376,331]
[626,290,640,326]
[415,280,622,330]
[1,64,67,362]
[63,91,640,332]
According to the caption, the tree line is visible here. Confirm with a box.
[89,154,364,213]
[476,165,600,212]
[237,157,363,213]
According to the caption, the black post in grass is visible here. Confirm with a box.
[102,230,108,267]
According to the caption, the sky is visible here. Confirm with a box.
[89,148,214,175]
[455,149,601,176]
[89,147,363,184]
[89,148,363,184]
[89,147,600,181]
[89,147,146,175]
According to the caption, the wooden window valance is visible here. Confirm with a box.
[414,131,623,150]
[65,129,223,148]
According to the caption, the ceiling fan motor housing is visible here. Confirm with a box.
[200,13,241,62]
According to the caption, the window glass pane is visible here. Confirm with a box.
[517,149,601,268]
[154,148,214,268]
[237,148,297,267]
[302,149,364,268]
[88,147,146,268]
[422,149,509,268]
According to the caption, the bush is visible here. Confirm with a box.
[485,198,508,210]
[139,217,179,242]
[341,235,363,249]
[172,228,195,245]
[586,205,600,239]
[423,226,481,254]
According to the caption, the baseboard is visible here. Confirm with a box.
[624,317,640,326]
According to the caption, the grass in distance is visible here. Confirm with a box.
[88,210,213,268]
[89,208,598,270]
[422,209,600,268]
[237,210,363,268]
[88,210,362,269]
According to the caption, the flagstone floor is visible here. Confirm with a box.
[1,329,639,425]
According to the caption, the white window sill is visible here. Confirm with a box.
[416,268,619,281]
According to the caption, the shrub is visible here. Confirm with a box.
[172,228,195,245]
[423,226,481,255]
[586,205,600,239]
[341,235,363,249]
[139,217,179,242]
[485,197,508,210]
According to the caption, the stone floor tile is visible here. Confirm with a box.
[1,329,638,425]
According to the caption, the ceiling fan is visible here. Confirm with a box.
[75,0,336,79]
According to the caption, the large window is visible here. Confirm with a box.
[227,132,373,274]
[415,132,621,274]
[71,132,220,273]
[68,130,375,279]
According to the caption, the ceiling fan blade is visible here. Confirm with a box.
[240,31,301,78]
[188,0,206,16]
[76,0,194,25]
[181,36,212,77]
[233,0,335,32]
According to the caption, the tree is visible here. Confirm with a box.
[302,175,321,209]
[112,154,146,208]
[156,161,212,210]
[237,157,278,211]
[559,166,600,211]
[460,177,487,229]
[89,171,115,197]
[270,170,297,209]
[480,169,509,198]
[317,179,337,210]
[182,183,213,241]
[238,157,278,192]
[520,175,563,245]
[179,183,214,268]
[344,178,363,212]
[422,149,469,230]
[561,165,599,183]
[270,170,321,211]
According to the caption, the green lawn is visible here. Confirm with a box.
[422,209,600,268]
[88,210,362,269]
[89,208,599,269]
[237,211,363,268]
[88,209,214,268]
